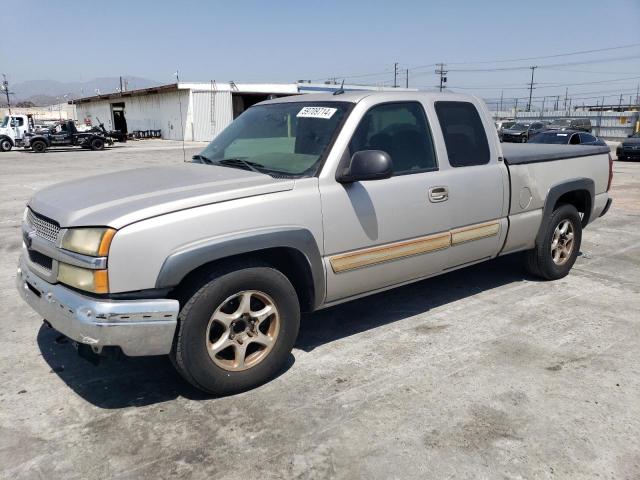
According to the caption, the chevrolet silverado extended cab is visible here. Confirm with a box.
[16,92,613,395]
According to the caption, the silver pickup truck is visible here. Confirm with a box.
[16,92,613,395]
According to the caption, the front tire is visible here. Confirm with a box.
[171,264,300,395]
[0,138,12,152]
[525,204,582,280]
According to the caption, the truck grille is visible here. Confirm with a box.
[28,249,53,271]
[27,209,60,243]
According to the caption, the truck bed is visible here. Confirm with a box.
[502,143,610,165]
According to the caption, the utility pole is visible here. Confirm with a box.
[499,90,504,112]
[563,87,568,111]
[514,98,519,119]
[541,96,546,119]
[435,63,448,92]
[636,84,639,106]
[393,62,398,88]
[618,93,623,111]
[526,66,537,112]
[119,76,124,94]
[2,74,12,114]
[405,69,409,89]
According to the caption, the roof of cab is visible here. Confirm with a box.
[258,90,482,107]
[259,91,375,105]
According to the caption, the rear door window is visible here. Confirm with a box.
[434,101,490,167]
[579,133,596,144]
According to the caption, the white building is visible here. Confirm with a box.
[73,81,413,141]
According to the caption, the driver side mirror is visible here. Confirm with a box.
[336,150,393,183]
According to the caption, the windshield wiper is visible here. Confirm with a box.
[218,158,265,173]
[191,154,215,165]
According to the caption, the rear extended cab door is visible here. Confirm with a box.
[429,96,509,270]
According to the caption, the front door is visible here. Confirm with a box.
[320,101,451,302]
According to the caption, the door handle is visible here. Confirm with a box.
[429,186,449,203]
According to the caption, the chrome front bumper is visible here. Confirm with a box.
[16,255,179,356]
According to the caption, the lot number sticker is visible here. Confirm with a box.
[297,107,337,119]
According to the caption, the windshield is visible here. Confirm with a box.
[630,133,640,138]
[550,119,570,126]
[510,123,529,131]
[0,116,8,128]
[195,101,350,177]
[528,132,570,144]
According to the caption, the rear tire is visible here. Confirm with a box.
[525,204,582,280]
[171,263,300,395]
[0,138,12,152]
[90,138,105,151]
[31,140,46,153]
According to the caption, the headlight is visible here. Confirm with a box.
[58,263,109,294]
[61,228,115,256]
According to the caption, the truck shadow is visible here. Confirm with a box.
[38,253,533,409]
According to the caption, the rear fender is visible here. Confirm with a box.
[535,178,594,245]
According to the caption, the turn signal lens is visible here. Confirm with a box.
[62,228,116,257]
[58,263,109,294]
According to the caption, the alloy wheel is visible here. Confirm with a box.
[551,219,575,265]
[206,290,280,371]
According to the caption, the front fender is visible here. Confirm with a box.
[155,227,325,308]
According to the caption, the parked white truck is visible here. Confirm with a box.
[0,113,34,151]
[16,91,613,395]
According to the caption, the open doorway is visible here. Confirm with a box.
[231,93,298,119]
[111,102,128,134]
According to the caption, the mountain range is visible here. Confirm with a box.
[6,76,161,106]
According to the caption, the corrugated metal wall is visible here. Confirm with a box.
[191,90,233,141]
[75,90,192,140]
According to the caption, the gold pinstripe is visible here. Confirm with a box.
[329,220,501,273]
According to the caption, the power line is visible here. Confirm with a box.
[307,42,640,86]
[444,42,640,66]
[446,75,640,91]
[447,54,640,72]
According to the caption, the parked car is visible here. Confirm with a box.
[548,118,592,133]
[616,132,640,161]
[16,92,613,395]
[495,119,515,141]
[501,121,547,142]
[528,129,606,146]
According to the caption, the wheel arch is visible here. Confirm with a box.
[30,135,50,146]
[156,228,325,312]
[0,135,14,147]
[535,178,594,245]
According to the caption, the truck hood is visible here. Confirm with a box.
[28,164,295,228]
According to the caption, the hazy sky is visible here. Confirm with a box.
[2,0,640,107]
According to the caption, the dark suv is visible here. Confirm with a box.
[501,121,547,143]
[617,132,640,161]
[548,118,592,133]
